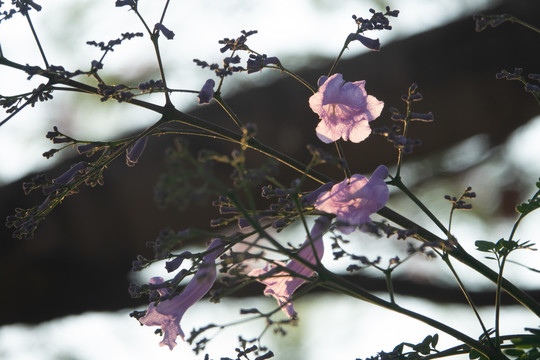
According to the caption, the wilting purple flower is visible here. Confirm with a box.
[347,33,380,51]
[126,136,148,167]
[154,23,175,40]
[197,79,215,104]
[140,238,225,350]
[314,165,389,234]
[248,216,330,318]
[309,73,384,143]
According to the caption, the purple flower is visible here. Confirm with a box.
[302,182,335,206]
[126,136,148,167]
[140,239,225,350]
[248,216,330,318]
[314,165,389,234]
[197,79,215,104]
[309,73,384,143]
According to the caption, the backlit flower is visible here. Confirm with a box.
[309,73,384,143]
[314,165,389,234]
[139,238,225,350]
[248,216,330,318]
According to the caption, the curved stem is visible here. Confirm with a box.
[214,95,245,129]
[389,176,449,236]
[277,66,317,93]
[439,250,492,343]
[317,266,508,360]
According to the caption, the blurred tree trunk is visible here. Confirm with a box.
[1,0,539,325]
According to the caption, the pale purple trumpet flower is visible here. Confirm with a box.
[248,216,330,318]
[309,73,384,143]
[139,238,225,350]
[314,165,389,234]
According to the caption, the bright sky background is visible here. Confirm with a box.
[1,0,540,360]
[0,0,495,184]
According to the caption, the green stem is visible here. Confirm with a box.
[214,95,245,129]
[508,15,540,34]
[317,266,508,360]
[439,251,492,343]
[389,177,449,235]
[383,269,395,304]
[495,253,506,350]
[24,8,48,68]
[334,140,352,179]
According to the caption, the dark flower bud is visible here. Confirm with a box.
[42,149,59,159]
[154,23,175,40]
[165,251,191,272]
[77,143,103,155]
[528,73,540,82]
[128,283,142,298]
[410,112,434,122]
[197,79,215,104]
[91,60,103,70]
[26,0,42,11]
[46,127,60,139]
[525,83,540,93]
[223,55,241,65]
[116,0,135,7]
[219,205,238,214]
[52,137,72,144]
[263,56,280,66]
[210,218,228,227]
[193,59,209,68]
[53,161,87,185]
[348,33,380,51]
[126,136,148,167]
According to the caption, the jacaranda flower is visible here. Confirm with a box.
[248,216,330,318]
[309,73,384,143]
[139,238,225,350]
[314,165,389,234]
[197,79,215,104]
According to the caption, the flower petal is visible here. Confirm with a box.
[249,217,330,318]
[140,239,225,350]
[314,166,389,234]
